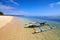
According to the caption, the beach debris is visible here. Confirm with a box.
[33,25,56,34]
[25,21,56,34]
[25,22,39,28]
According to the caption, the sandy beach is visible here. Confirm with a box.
[0,16,59,40]
[0,16,13,28]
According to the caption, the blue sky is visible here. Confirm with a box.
[0,0,60,16]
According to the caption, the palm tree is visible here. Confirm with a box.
[0,12,4,15]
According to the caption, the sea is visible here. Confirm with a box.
[16,16,60,40]
[15,16,60,28]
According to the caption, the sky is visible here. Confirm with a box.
[0,0,60,16]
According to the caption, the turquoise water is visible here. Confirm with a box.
[17,16,60,40]
[26,17,60,39]
[26,17,60,27]
[17,16,60,28]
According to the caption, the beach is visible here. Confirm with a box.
[0,16,13,28]
[0,16,60,40]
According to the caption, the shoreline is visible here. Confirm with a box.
[0,16,59,40]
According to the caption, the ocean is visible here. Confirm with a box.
[16,16,60,28]
[16,16,60,40]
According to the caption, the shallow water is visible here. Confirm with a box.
[17,16,60,40]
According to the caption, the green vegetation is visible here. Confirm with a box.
[0,12,4,15]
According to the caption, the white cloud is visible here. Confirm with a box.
[9,0,20,6]
[6,10,28,15]
[49,2,60,8]
[0,4,28,15]
[0,4,15,10]
[56,2,60,4]
[49,3,54,8]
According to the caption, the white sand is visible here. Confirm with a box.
[0,16,59,40]
[0,16,13,28]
